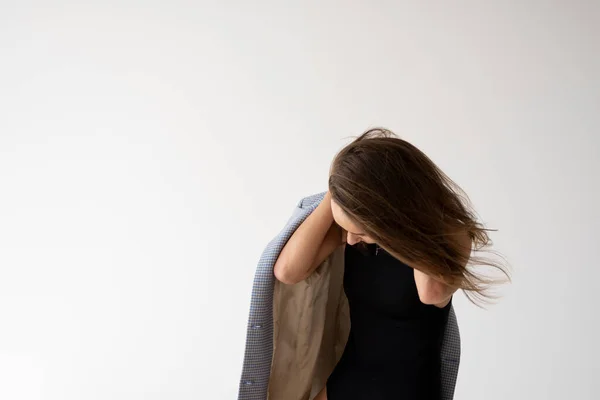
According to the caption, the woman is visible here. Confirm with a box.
[273,128,508,400]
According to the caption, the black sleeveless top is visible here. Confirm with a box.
[326,243,451,400]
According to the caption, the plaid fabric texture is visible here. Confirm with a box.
[238,192,460,399]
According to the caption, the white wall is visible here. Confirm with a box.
[1,1,598,399]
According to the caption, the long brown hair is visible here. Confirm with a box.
[328,128,510,306]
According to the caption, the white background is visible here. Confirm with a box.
[1,1,599,399]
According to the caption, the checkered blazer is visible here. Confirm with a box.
[238,192,461,399]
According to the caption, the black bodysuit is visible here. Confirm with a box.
[326,243,451,400]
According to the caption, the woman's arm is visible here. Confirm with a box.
[413,269,456,308]
[413,229,472,308]
[274,192,344,285]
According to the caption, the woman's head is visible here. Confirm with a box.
[330,200,376,245]
[328,128,509,305]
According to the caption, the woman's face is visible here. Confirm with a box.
[330,199,376,245]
